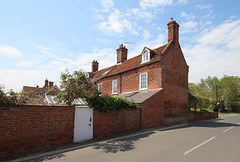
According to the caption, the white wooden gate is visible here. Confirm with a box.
[73,106,93,143]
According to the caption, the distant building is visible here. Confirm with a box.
[23,79,60,104]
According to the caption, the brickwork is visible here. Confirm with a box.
[93,108,141,137]
[141,90,165,129]
[191,112,218,121]
[99,62,162,95]
[162,43,189,124]
[0,105,75,159]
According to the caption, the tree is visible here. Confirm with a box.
[188,75,240,111]
[219,75,240,105]
[188,83,198,95]
[198,76,220,102]
[58,70,98,105]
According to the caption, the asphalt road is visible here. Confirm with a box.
[22,114,240,162]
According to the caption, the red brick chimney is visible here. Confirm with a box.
[167,18,180,46]
[92,60,99,72]
[49,81,53,88]
[44,79,48,88]
[117,44,128,64]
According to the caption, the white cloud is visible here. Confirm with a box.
[101,0,114,11]
[17,60,39,68]
[0,45,24,58]
[98,9,138,35]
[30,41,56,58]
[143,30,151,40]
[181,20,198,33]
[178,0,188,5]
[196,4,212,10]
[140,0,173,9]
[181,11,195,20]
[183,19,240,83]
[129,8,153,21]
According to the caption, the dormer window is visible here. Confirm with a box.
[142,48,150,63]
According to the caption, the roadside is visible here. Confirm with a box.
[9,123,190,162]
[9,117,225,162]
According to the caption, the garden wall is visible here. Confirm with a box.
[190,112,218,121]
[93,108,141,137]
[0,105,75,160]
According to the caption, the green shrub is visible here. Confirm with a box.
[85,94,137,112]
[230,102,240,112]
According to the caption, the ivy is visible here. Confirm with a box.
[85,94,137,112]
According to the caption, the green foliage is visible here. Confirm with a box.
[0,85,11,106]
[219,75,240,104]
[210,100,225,112]
[0,86,25,106]
[188,83,198,95]
[188,92,211,111]
[86,93,137,112]
[189,75,240,107]
[230,102,240,112]
[58,70,98,105]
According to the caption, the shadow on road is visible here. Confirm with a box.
[93,132,154,153]
[24,153,65,162]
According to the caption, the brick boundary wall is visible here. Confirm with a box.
[190,112,218,121]
[0,105,75,160]
[93,108,141,137]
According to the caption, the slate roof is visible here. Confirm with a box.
[90,43,168,82]
[118,88,163,104]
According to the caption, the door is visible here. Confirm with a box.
[73,107,93,143]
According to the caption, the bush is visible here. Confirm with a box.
[230,102,240,112]
[85,94,137,112]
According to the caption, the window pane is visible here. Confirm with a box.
[140,73,147,89]
[98,84,102,92]
[112,80,117,94]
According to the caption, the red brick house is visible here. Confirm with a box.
[89,18,189,126]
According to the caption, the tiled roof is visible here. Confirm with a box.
[23,86,47,95]
[91,43,168,81]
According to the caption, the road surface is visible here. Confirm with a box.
[23,114,240,162]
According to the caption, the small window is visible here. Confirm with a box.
[98,83,102,93]
[139,72,148,90]
[112,80,117,94]
[142,49,150,63]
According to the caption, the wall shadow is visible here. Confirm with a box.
[93,132,154,153]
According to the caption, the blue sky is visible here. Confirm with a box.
[0,0,240,91]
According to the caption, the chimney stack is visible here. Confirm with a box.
[49,81,53,88]
[44,79,48,88]
[92,60,99,72]
[117,44,128,64]
[167,18,180,46]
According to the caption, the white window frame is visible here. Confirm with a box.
[112,80,117,94]
[142,49,150,63]
[139,72,148,90]
[98,83,102,93]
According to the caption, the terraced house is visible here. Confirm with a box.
[88,18,189,126]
